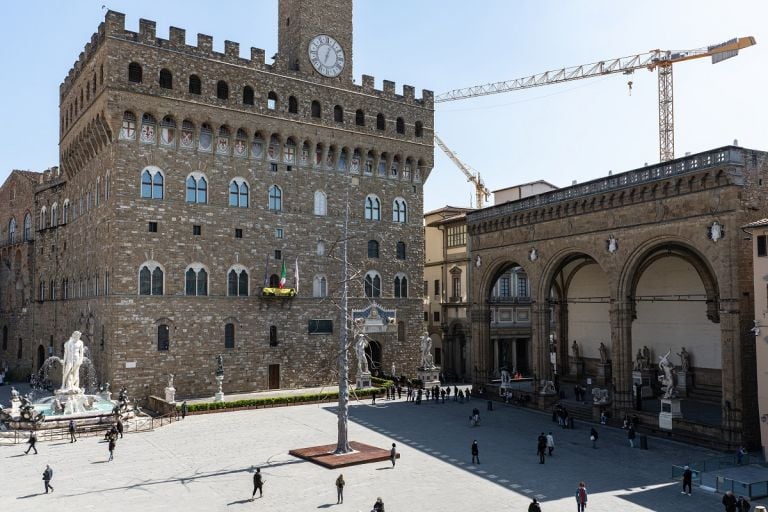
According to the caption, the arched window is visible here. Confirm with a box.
[284,137,296,164]
[378,153,387,176]
[138,261,164,295]
[160,116,176,147]
[396,241,406,260]
[394,274,408,298]
[128,62,142,83]
[338,148,348,171]
[364,271,381,298]
[140,167,164,199]
[311,100,321,118]
[140,113,156,144]
[355,109,365,126]
[367,239,380,258]
[216,126,230,155]
[199,123,213,152]
[313,275,328,297]
[288,96,298,113]
[23,213,31,241]
[227,265,249,296]
[216,80,229,100]
[234,129,248,157]
[157,324,170,351]
[50,203,58,227]
[393,198,407,223]
[159,68,173,89]
[267,91,278,110]
[224,323,235,349]
[415,121,424,138]
[314,190,327,216]
[268,185,282,211]
[180,120,195,149]
[396,117,405,134]
[185,264,208,296]
[39,207,47,230]
[376,113,386,130]
[364,152,374,174]
[8,218,16,244]
[186,173,208,204]
[316,240,325,256]
[364,194,380,220]
[120,111,136,140]
[229,178,249,207]
[243,86,254,105]
[333,105,343,123]
[188,74,201,95]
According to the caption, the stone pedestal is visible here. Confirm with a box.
[676,371,692,397]
[597,362,612,386]
[165,386,176,404]
[417,366,441,387]
[570,360,584,377]
[658,398,682,430]
[10,397,20,418]
[356,371,372,389]
[214,375,224,402]
[633,369,657,398]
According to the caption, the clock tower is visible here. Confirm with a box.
[277,0,353,82]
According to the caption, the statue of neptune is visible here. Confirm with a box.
[61,331,85,392]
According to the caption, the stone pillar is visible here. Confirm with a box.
[557,302,570,375]
[492,338,499,375]
[720,308,744,445]
[470,306,491,384]
[610,299,634,412]
[533,304,551,382]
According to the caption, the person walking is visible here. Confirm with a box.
[576,481,588,512]
[722,490,737,512]
[590,427,599,449]
[546,432,555,456]
[68,419,77,443]
[372,497,385,512]
[389,442,398,467]
[737,495,751,512]
[682,465,693,495]
[180,400,188,419]
[116,417,124,439]
[108,437,116,461]
[471,439,480,464]
[528,497,542,512]
[42,464,54,494]
[627,424,636,448]
[25,431,38,455]
[251,467,264,500]
[335,474,345,504]
[537,433,547,464]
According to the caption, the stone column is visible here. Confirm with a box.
[720,307,745,445]
[470,306,491,384]
[610,299,634,412]
[533,303,551,382]
[557,302,570,376]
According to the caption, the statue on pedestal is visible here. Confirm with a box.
[598,342,609,363]
[168,373,175,388]
[571,340,581,361]
[633,348,644,371]
[61,331,85,392]
[355,333,369,375]
[420,332,434,369]
[642,345,652,370]
[658,349,677,399]
[677,347,690,372]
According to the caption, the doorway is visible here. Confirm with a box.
[37,345,45,371]
[365,340,383,375]
[268,364,280,389]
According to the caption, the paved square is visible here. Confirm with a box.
[2,395,754,511]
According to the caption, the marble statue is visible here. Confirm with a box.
[420,332,434,369]
[168,374,175,388]
[571,340,581,361]
[677,347,690,372]
[658,349,676,399]
[391,362,396,377]
[355,333,369,375]
[501,369,511,385]
[216,355,224,376]
[11,386,19,400]
[598,342,609,363]
[634,348,645,371]
[61,331,85,392]
[642,345,651,370]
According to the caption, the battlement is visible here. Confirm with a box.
[61,11,434,108]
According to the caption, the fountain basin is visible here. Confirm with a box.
[32,394,115,418]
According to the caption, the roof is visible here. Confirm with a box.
[492,180,559,194]
[423,205,474,216]
[742,218,768,229]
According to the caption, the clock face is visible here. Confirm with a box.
[308,35,345,77]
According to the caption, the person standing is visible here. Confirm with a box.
[627,424,636,448]
[108,437,116,461]
[180,400,188,419]
[528,497,542,512]
[737,495,751,512]
[373,497,385,512]
[590,427,599,449]
[252,467,264,500]
[722,490,737,512]
[25,431,38,455]
[471,439,480,464]
[682,465,693,495]
[335,474,345,504]
[537,433,547,464]
[116,417,124,439]
[68,419,77,443]
[546,432,555,456]
[42,464,54,494]
[390,443,397,467]
[576,481,588,512]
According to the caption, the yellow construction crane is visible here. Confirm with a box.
[436,36,756,162]
[434,134,491,208]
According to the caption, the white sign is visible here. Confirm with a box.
[125,361,137,369]
[586,378,592,385]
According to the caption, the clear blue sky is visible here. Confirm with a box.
[1,1,766,213]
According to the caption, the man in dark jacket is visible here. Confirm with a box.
[471,440,480,464]
[537,433,547,464]
[25,432,38,455]
[69,420,77,443]
[528,498,542,512]
[43,464,54,493]
[682,466,693,495]
[251,467,264,500]
[722,490,737,512]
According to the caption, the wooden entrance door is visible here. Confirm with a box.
[268,364,280,389]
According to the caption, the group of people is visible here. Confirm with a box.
[536,432,555,463]
[552,403,571,428]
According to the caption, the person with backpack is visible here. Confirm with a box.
[576,481,588,512]
[528,497,542,512]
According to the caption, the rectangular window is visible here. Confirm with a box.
[447,225,467,247]
[270,163,278,172]
[434,279,440,297]
[758,235,768,257]
[308,319,333,334]
[499,277,511,297]
[269,325,278,346]
[423,311,428,322]
[148,222,158,233]
[235,228,243,239]
[423,281,428,296]
[193,225,201,236]
[275,228,284,239]
[286,165,293,172]
[157,325,170,351]
[274,250,282,260]
[433,311,440,322]
[224,323,235,349]
[453,277,461,299]
[517,277,528,297]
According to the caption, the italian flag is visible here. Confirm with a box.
[279,260,287,289]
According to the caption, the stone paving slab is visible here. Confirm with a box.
[2,393,766,512]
